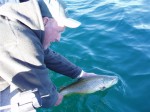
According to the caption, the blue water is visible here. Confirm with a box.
[38,0,150,112]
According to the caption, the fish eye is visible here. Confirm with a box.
[102,86,106,89]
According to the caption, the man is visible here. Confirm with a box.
[0,0,97,111]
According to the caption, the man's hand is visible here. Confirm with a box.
[54,93,63,106]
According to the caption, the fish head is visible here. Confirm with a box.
[98,75,118,91]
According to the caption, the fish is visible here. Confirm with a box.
[59,75,118,96]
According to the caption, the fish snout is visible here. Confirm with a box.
[102,75,118,90]
[111,76,118,85]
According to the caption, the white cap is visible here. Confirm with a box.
[43,0,81,28]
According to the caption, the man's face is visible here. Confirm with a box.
[43,18,65,49]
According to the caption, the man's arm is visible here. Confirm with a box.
[44,48,82,78]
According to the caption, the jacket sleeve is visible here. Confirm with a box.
[44,48,82,78]
[10,45,59,108]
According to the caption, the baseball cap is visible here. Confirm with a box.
[43,0,81,28]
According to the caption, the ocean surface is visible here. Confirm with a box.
[37,0,150,112]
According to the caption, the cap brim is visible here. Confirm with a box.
[60,18,81,28]
[44,0,81,28]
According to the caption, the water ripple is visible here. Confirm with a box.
[47,0,150,112]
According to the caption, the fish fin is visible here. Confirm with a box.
[77,76,93,81]
[77,77,86,81]
[76,78,84,83]
[59,86,66,92]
